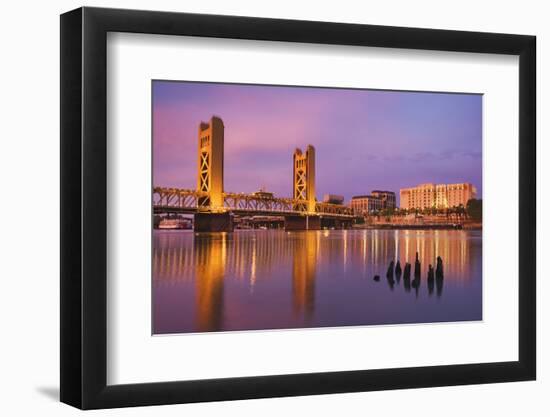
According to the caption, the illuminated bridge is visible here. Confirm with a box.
[153,188,354,217]
[154,116,356,232]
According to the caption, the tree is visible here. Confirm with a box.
[466,199,482,221]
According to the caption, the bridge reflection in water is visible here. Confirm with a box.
[153,229,482,334]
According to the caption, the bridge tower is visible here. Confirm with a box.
[293,145,316,213]
[197,116,224,210]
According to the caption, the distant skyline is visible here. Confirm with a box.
[153,81,482,205]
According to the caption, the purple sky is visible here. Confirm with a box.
[153,81,482,205]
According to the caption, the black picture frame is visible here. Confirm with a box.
[60,6,536,410]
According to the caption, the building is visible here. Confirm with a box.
[323,194,344,205]
[370,190,396,209]
[400,182,477,210]
[350,195,384,215]
[350,190,396,215]
[252,188,275,199]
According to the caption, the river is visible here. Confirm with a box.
[153,229,482,334]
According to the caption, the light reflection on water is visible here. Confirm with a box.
[153,229,482,334]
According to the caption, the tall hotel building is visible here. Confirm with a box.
[400,183,477,210]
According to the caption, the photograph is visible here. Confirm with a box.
[152,81,483,335]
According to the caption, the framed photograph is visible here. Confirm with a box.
[60,7,536,409]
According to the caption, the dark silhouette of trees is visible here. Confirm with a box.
[466,199,482,221]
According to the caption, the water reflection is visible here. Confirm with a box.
[292,232,317,318]
[436,275,444,297]
[153,229,482,334]
[194,234,226,332]
[427,264,435,296]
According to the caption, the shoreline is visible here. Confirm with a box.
[153,225,482,232]
[355,224,482,231]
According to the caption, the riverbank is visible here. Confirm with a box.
[355,222,482,231]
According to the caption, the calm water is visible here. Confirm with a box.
[153,229,482,334]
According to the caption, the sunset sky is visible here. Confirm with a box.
[153,81,482,204]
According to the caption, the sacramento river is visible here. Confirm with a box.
[153,229,482,334]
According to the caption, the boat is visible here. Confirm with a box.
[158,218,192,230]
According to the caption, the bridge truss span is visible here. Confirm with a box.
[223,192,296,215]
[153,187,208,214]
[315,202,354,217]
[153,187,354,219]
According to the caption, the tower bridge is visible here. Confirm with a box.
[153,116,355,232]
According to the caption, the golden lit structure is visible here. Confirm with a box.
[153,118,353,231]
[293,145,316,213]
[153,187,353,217]
[400,182,477,210]
[197,116,225,210]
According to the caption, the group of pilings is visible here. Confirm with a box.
[373,252,444,296]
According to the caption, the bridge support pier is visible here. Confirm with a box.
[284,215,321,231]
[194,212,234,233]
